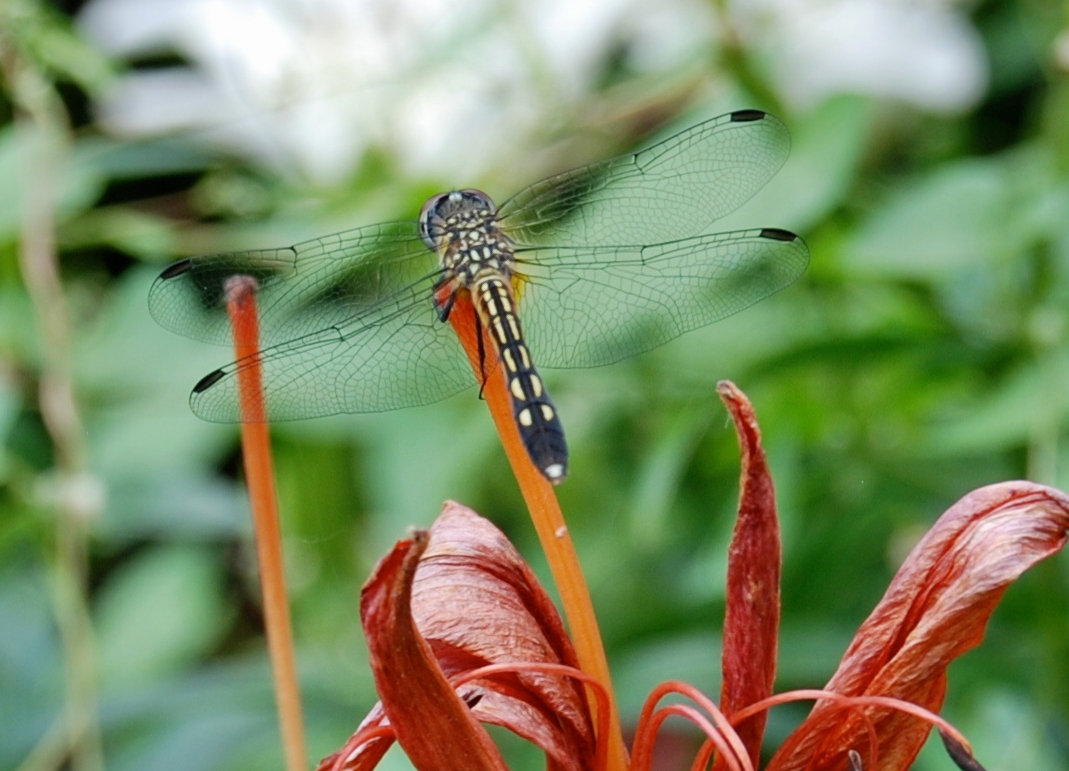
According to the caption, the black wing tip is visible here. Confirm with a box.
[158,258,193,280]
[759,228,800,243]
[192,368,227,393]
[730,109,768,123]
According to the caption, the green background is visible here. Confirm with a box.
[2,0,1067,769]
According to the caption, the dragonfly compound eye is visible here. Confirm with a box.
[419,189,498,251]
[418,192,451,250]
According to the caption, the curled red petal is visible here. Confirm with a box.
[323,502,594,771]
[767,481,1069,771]
[360,526,509,771]
[413,503,594,771]
[715,381,780,770]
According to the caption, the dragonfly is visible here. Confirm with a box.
[149,109,809,484]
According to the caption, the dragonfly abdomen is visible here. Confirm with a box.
[473,275,567,484]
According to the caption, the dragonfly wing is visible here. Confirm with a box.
[497,110,790,248]
[149,221,431,347]
[516,228,809,369]
[189,280,476,422]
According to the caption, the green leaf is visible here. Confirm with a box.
[844,157,1014,278]
[95,545,231,684]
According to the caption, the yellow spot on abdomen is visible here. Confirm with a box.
[492,317,508,344]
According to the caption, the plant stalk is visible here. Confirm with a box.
[226,277,309,771]
[447,292,628,771]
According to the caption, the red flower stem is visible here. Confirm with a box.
[634,681,751,771]
[446,293,627,771]
[634,705,749,771]
[729,688,973,751]
[226,276,309,771]
[690,740,716,771]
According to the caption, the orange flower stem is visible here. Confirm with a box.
[447,293,628,771]
[226,276,309,771]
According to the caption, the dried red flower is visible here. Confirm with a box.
[319,383,1069,771]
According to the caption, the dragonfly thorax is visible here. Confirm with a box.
[419,189,515,284]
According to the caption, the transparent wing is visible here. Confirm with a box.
[187,279,476,422]
[148,221,431,346]
[148,221,480,420]
[515,228,809,369]
[150,110,804,423]
[497,110,790,248]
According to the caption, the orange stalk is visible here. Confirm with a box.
[447,292,628,771]
[226,276,309,771]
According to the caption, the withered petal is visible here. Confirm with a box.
[716,382,781,770]
[360,528,509,771]
[327,502,594,771]
[767,481,1069,771]
[415,503,595,771]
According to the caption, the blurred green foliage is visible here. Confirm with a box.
[2,0,1068,770]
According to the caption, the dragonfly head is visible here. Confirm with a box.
[418,189,497,251]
